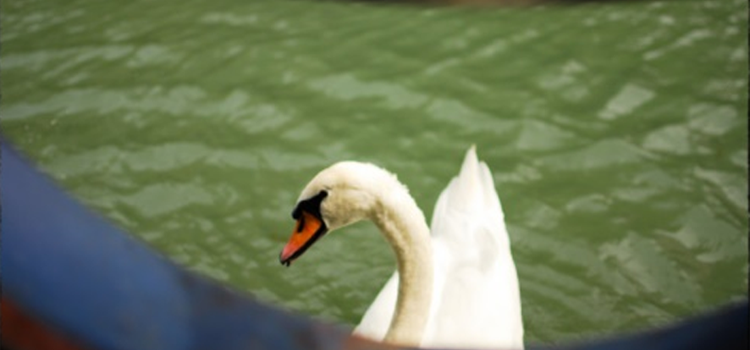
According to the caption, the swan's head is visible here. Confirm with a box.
[279,161,398,266]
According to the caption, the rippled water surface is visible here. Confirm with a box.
[2,0,747,345]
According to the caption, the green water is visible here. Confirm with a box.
[2,0,747,345]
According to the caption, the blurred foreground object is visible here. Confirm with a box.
[1,140,747,350]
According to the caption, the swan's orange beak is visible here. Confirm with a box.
[280,211,326,267]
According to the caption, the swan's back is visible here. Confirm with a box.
[355,147,524,349]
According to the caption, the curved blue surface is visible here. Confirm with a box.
[1,139,747,350]
[1,141,351,350]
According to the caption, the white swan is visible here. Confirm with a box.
[279,147,524,349]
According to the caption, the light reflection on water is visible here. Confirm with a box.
[2,0,747,344]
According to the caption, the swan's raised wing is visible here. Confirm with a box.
[424,146,524,349]
[430,146,510,262]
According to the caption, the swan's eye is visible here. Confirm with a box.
[291,190,328,220]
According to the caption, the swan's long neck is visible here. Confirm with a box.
[371,187,433,346]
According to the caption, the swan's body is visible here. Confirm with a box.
[280,147,524,349]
